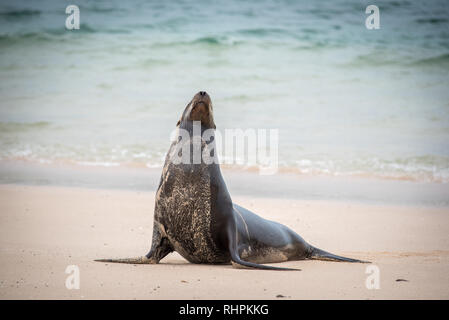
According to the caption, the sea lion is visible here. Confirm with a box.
[96,91,367,270]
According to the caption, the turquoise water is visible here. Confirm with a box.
[1,0,449,182]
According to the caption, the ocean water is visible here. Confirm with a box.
[1,0,449,182]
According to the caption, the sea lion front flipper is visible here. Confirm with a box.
[95,221,173,264]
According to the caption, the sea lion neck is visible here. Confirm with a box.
[177,120,216,137]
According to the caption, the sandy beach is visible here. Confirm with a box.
[1,182,448,300]
[1,0,449,303]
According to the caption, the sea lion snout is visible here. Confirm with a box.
[176,91,215,129]
[193,91,211,107]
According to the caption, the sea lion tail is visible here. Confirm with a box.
[94,256,153,264]
[309,246,370,263]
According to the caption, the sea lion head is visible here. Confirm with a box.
[177,91,216,130]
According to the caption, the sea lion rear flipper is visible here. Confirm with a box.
[227,223,300,271]
[309,246,370,263]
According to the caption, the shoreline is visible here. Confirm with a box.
[0,184,448,299]
[1,159,448,207]
[1,156,447,184]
